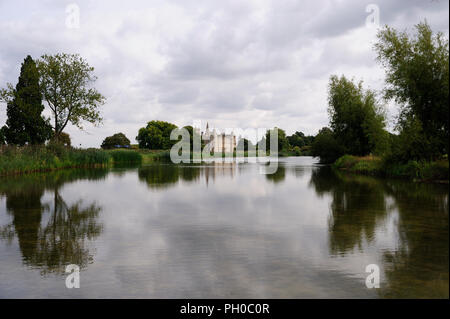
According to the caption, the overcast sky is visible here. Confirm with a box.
[0,0,448,147]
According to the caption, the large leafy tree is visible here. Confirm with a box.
[37,53,105,137]
[136,120,178,150]
[375,21,449,158]
[0,55,52,145]
[328,75,388,156]
[101,132,131,149]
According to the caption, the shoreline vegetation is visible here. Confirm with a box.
[1,144,448,183]
[0,145,272,176]
[0,145,143,176]
[0,142,309,177]
[333,154,449,183]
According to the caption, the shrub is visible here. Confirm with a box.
[311,127,345,163]
[292,146,302,156]
[334,155,358,169]
[101,133,131,149]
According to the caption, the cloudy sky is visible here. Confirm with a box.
[0,0,448,147]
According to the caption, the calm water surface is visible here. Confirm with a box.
[0,157,448,298]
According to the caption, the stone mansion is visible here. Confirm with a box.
[197,123,237,153]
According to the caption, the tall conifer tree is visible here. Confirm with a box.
[1,55,51,145]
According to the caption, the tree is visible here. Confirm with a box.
[37,53,105,137]
[53,132,72,147]
[287,131,306,148]
[311,127,345,163]
[328,75,388,156]
[136,120,178,150]
[265,127,289,153]
[101,132,131,149]
[0,55,52,145]
[237,138,254,151]
[181,126,203,152]
[375,21,449,158]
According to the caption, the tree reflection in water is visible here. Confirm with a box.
[0,169,106,275]
[309,166,449,298]
[309,166,389,255]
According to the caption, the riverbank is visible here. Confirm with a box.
[0,145,142,176]
[333,154,449,182]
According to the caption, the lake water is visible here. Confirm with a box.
[0,157,448,298]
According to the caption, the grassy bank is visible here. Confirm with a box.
[0,145,142,176]
[333,154,449,182]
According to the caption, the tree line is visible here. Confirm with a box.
[119,119,315,155]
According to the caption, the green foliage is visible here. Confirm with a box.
[311,127,345,163]
[0,145,109,175]
[136,120,178,150]
[385,118,432,163]
[328,75,388,156]
[286,131,315,149]
[292,146,302,156]
[37,53,105,136]
[334,155,359,169]
[375,21,449,158]
[265,127,289,153]
[51,132,71,147]
[107,150,142,163]
[101,132,131,149]
[0,145,145,176]
[333,154,448,181]
[299,145,312,156]
[0,55,52,145]
[384,160,449,181]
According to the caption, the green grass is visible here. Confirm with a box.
[0,145,142,176]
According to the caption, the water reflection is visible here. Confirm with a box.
[309,166,449,298]
[0,158,447,298]
[0,170,106,274]
[309,167,390,255]
[138,162,239,188]
[265,165,286,183]
[380,180,449,298]
[138,164,201,189]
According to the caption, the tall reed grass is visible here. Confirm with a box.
[107,149,143,163]
[0,145,142,176]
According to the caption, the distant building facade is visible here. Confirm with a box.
[198,123,237,153]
